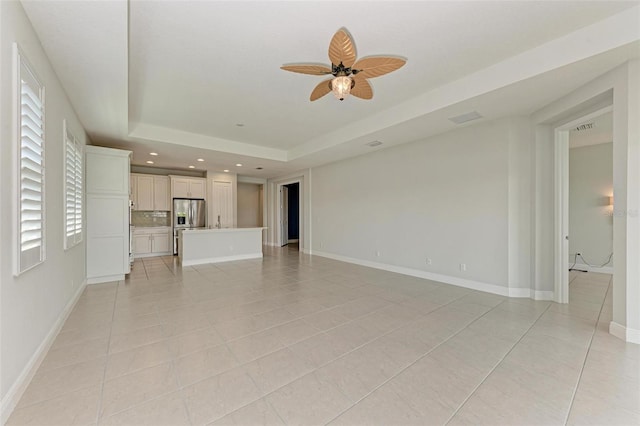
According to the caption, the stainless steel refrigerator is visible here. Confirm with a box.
[173,198,206,254]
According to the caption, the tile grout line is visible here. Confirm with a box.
[324,298,551,425]
[185,290,473,425]
[562,275,612,425]
[441,301,553,425]
[155,268,197,426]
[93,280,122,426]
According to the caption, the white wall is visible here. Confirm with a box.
[569,143,613,268]
[310,119,519,291]
[237,182,262,227]
[0,0,88,419]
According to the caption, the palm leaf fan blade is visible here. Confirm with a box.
[328,29,357,67]
[310,79,333,101]
[352,57,406,79]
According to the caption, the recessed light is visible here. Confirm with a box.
[188,165,195,169]
[223,169,229,173]
[256,167,263,170]
[149,152,158,156]
[196,158,204,162]
[236,123,244,127]
[146,160,154,164]
[236,163,242,167]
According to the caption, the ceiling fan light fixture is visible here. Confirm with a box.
[332,76,352,101]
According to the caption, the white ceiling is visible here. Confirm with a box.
[21,1,640,178]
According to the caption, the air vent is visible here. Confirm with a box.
[448,111,483,125]
[366,141,383,147]
[575,123,594,131]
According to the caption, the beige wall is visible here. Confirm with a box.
[237,182,262,227]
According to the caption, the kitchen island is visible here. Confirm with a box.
[178,227,266,266]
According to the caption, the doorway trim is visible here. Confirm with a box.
[275,177,304,249]
[553,105,613,303]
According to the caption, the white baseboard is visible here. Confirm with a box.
[288,239,299,243]
[312,250,515,297]
[532,290,555,301]
[571,263,614,274]
[0,280,87,425]
[87,274,124,284]
[181,253,262,266]
[609,321,640,344]
[507,287,554,300]
[311,250,555,301]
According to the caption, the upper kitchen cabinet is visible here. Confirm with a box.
[153,176,170,210]
[86,146,130,195]
[131,174,170,211]
[170,176,207,199]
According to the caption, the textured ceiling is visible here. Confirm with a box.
[21,1,640,177]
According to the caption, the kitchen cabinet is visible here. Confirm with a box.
[131,174,170,211]
[170,176,206,199]
[153,176,170,210]
[86,146,131,283]
[133,227,171,258]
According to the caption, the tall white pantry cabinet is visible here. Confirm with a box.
[85,146,132,284]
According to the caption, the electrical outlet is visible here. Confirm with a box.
[426,257,432,265]
[460,263,466,272]
[320,242,324,248]
[376,251,381,257]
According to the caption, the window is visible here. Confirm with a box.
[15,46,45,274]
[64,121,83,249]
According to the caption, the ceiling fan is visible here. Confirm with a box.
[281,28,406,102]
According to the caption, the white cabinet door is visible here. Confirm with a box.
[153,176,170,210]
[136,175,154,210]
[213,181,233,227]
[86,147,130,195]
[151,231,170,253]
[172,178,190,198]
[189,179,206,199]
[85,146,131,283]
[133,233,152,255]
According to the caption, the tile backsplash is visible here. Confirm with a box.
[132,211,171,227]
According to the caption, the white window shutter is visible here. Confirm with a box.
[17,48,45,274]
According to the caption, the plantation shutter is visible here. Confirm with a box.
[18,57,45,272]
[64,124,83,248]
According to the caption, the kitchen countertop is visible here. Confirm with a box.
[180,227,266,234]
[132,226,171,230]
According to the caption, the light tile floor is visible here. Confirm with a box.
[7,246,639,425]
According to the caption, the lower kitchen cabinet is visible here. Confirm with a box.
[132,227,172,258]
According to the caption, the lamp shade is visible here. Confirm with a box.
[332,76,352,101]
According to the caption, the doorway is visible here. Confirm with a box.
[276,178,303,250]
[280,182,300,249]
[554,105,613,303]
